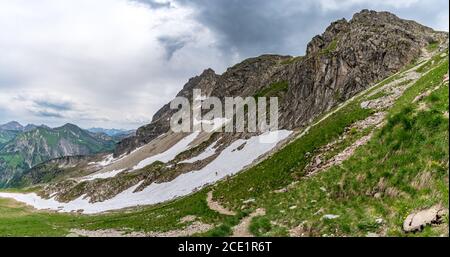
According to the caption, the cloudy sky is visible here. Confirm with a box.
[0,0,448,129]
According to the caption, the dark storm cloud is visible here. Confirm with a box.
[133,0,171,9]
[158,36,189,60]
[174,0,321,56]
[33,99,74,112]
[24,97,77,120]
[32,110,64,119]
[173,0,448,58]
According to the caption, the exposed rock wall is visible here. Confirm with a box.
[115,10,447,157]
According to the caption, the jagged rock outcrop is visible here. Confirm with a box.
[278,10,445,129]
[115,10,447,157]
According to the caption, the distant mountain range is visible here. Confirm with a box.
[0,122,35,146]
[0,121,135,144]
[0,121,48,132]
[0,121,134,186]
[87,127,135,139]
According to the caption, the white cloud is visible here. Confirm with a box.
[435,10,449,31]
[0,0,229,129]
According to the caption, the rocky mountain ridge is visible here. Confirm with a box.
[0,121,48,132]
[115,9,447,157]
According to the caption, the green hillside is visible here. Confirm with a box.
[0,124,116,186]
[0,130,19,146]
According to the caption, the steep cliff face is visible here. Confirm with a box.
[115,10,446,157]
[278,10,444,129]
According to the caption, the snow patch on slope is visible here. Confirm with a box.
[0,130,292,214]
[180,140,219,164]
[89,154,114,167]
[79,169,126,182]
[193,118,230,132]
[133,132,200,170]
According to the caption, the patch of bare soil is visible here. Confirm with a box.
[362,73,419,111]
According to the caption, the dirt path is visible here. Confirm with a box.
[306,132,374,177]
[207,191,236,216]
[303,112,386,178]
[231,208,266,237]
[68,221,213,237]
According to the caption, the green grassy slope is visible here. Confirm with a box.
[0,130,19,146]
[247,59,449,237]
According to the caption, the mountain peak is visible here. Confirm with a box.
[23,124,38,132]
[201,68,216,76]
[352,9,396,20]
[0,121,23,131]
[60,123,81,130]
